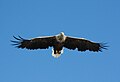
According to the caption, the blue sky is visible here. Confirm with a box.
[0,0,120,82]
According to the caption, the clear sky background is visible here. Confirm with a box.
[0,0,120,82]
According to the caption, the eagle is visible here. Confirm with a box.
[11,32,107,58]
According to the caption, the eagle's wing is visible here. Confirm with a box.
[64,36,107,52]
[11,36,56,50]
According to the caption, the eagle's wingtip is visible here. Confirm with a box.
[100,42,108,51]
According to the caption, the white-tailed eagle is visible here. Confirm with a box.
[11,32,107,58]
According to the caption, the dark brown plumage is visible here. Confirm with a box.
[11,32,107,58]
[64,37,107,52]
[11,36,56,49]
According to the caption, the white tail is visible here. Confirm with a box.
[52,48,63,58]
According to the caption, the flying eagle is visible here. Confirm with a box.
[11,32,107,58]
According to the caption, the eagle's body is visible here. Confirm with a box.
[52,32,66,57]
[11,32,107,58]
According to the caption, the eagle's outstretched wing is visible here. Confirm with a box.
[11,36,56,50]
[64,37,107,52]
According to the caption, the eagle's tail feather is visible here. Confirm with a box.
[52,49,63,58]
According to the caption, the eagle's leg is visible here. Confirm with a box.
[52,48,63,58]
[56,50,61,54]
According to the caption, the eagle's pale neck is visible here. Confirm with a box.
[56,32,66,42]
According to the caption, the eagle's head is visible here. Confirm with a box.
[60,32,65,36]
[56,32,66,42]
